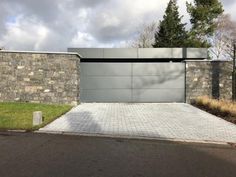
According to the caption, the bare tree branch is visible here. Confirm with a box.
[129,21,158,48]
[209,14,236,60]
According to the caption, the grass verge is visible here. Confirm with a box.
[0,102,73,131]
[192,96,236,125]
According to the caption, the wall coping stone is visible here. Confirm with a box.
[185,60,232,62]
[0,50,81,58]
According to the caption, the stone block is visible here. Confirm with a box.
[23,78,30,82]
[44,89,50,93]
[33,111,43,126]
[25,86,38,93]
[17,66,25,69]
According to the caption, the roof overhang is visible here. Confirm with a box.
[68,48,208,60]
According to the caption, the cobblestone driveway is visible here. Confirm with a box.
[39,103,236,143]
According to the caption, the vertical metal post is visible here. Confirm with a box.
[233,42,236,101]
[234,42,236,69]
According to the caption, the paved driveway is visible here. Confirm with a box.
[39,103,236,143]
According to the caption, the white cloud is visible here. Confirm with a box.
[1,16,50,51]
[71,31,96,48]
[224,2,236,20]
[0,0,235,51]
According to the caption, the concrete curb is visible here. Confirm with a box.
[2,130,27,133]
[35,130,232,146]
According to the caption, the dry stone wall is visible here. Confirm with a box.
[0,52,80,105]
[186,60,233,103]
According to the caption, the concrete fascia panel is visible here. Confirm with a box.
[138,48,173,58]
[104,48,138,58]
[187,48,208,59]
[172,48,183,58]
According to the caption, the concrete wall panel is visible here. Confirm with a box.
[81,63,132,76]
[81,77,131,89]
[133,76,185,89]
[81,89,132,102]
[132,63,185,76]
[132,89,185,103]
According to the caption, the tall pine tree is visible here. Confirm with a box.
[187,0,224,47]
[153,0,188,48]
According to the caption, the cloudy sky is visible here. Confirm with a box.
[0,0,235,51]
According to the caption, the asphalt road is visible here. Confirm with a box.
[0,133,235,177]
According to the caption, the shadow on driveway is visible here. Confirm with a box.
[39,103,236,144]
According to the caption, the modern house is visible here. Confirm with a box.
[0,48,233,105]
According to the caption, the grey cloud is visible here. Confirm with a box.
[0,0,97,50]
[0,0,235,51]
[221,0,234,6]
[86,1,163,43]
[2,0,109,23]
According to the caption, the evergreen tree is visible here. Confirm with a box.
[187,0,224,47]
[153,0,188,48]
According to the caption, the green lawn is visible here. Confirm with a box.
[0,102,73,131]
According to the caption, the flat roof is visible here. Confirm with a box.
[68,48,208,60]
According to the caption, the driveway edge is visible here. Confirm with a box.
[35,130,231,146]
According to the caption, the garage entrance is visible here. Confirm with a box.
[80,62,185,103]
[68,48,207,103]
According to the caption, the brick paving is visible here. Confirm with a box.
[39,103,236,143]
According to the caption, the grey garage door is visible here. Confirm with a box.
[80,63,185,103]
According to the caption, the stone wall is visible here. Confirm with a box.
[186,60,233,103]
[0,51,80,105]
[0,51,234,105]
[219,61,234,100]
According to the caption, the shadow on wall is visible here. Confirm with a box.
[134,65,184,86]
[81,62,185,102]
[133,63,185,102]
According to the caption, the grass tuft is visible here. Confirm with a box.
[192,96,236,124]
